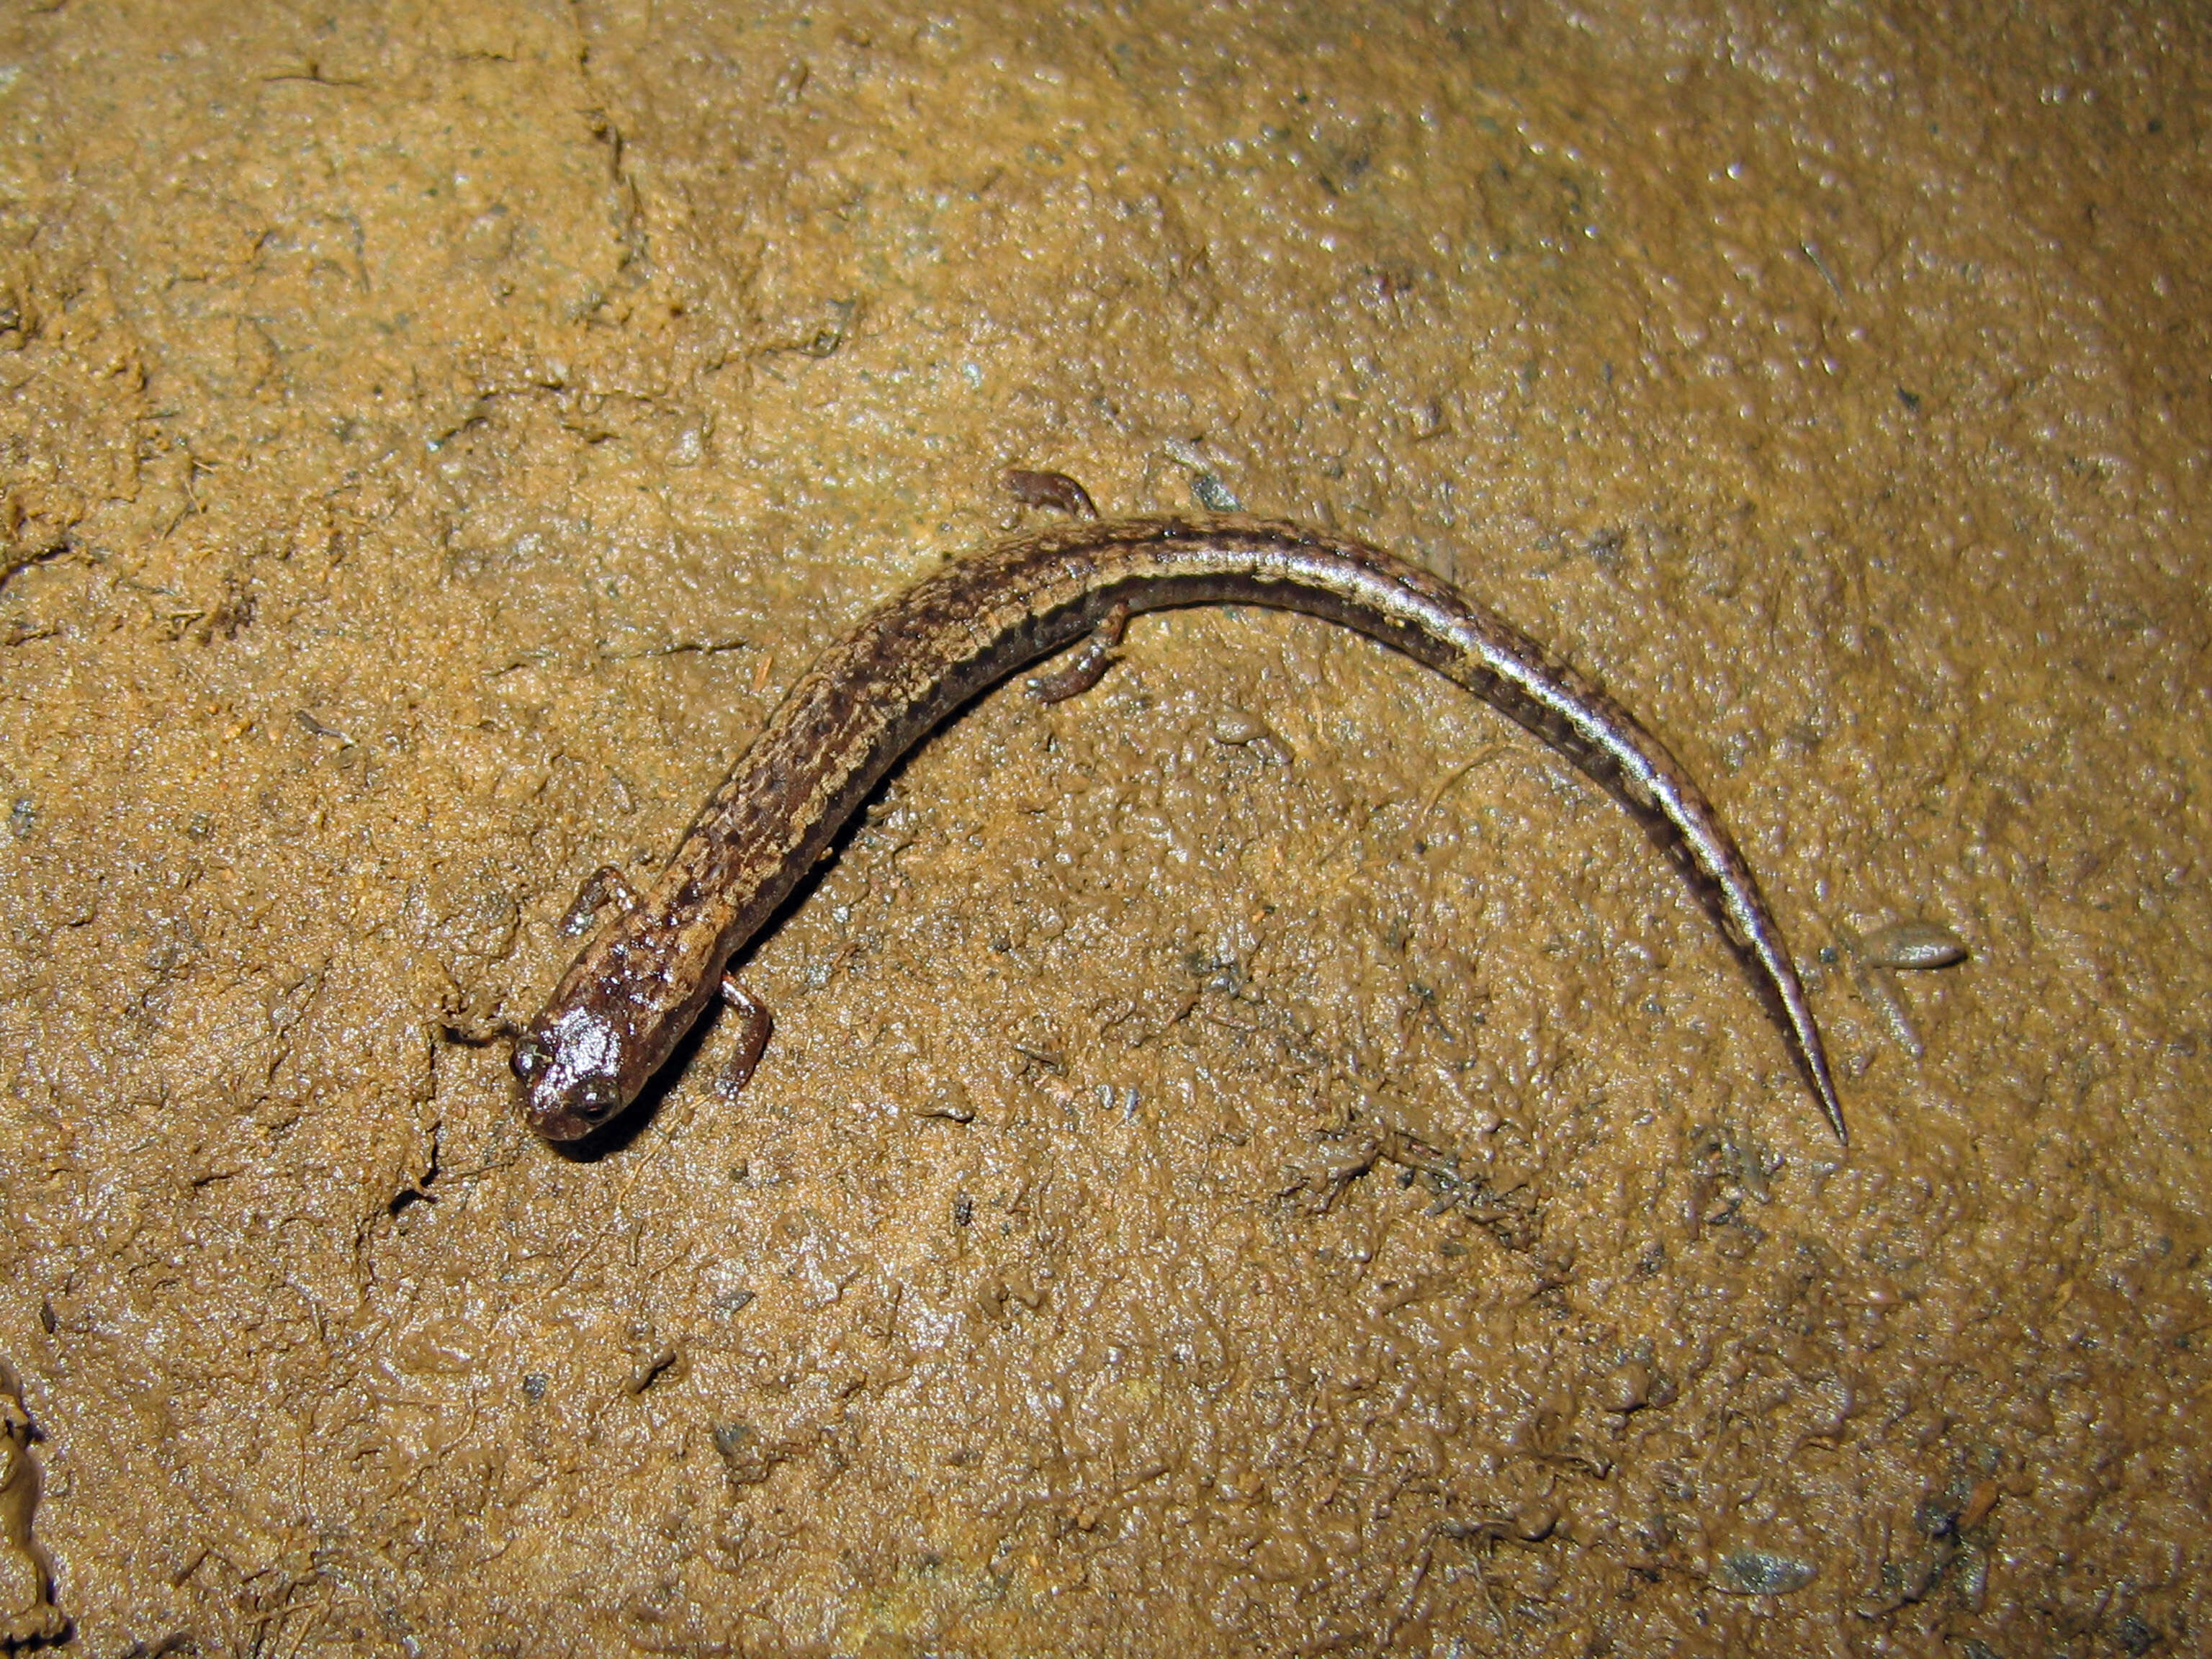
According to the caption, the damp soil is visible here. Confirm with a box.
[2,4,2208,1655]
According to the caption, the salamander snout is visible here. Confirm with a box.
[511,1010,629,1141]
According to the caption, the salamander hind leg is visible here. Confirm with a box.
[717,974,776,1097]
[559,865,643,936]
[1004,466,1124,699]
[1028,600,1129,703]
[1002,467,1099,520]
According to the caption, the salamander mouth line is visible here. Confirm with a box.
[514,501,1843,1148]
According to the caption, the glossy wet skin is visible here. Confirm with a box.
[511,1008,629,1141]
[513,515,1844,1146]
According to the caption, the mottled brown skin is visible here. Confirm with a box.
[513,516,1845,1144]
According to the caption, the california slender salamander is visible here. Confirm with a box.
[513,513,1845,1144]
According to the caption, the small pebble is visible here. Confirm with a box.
[1834,922,1925,1059]
[1710,1550,1817,1596]
[1162,437,1245,511]
[1958,1478,2000,1531]
[920,1082,975,1123]
[1512,1498,1560,1542]
[1187,471,1244,513]
[1860,920,1969,970]
[1600,1360,1653,1413]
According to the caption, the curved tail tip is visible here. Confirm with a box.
[1813,1077,1849,1146]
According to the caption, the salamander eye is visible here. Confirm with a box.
[577,1076,619,1120]
[513,1038,551,1081]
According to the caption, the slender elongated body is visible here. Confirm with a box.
[513,515,1844,1143]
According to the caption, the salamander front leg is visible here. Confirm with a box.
[717,974,775,1097]
[559,865,642,936]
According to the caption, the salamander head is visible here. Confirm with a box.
[512,1006,631,1141]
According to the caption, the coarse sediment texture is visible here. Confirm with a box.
[0,3,2205,1655]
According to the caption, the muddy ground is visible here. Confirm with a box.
[1,2,2207,1654]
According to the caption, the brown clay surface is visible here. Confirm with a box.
[2,3,2207,1654]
